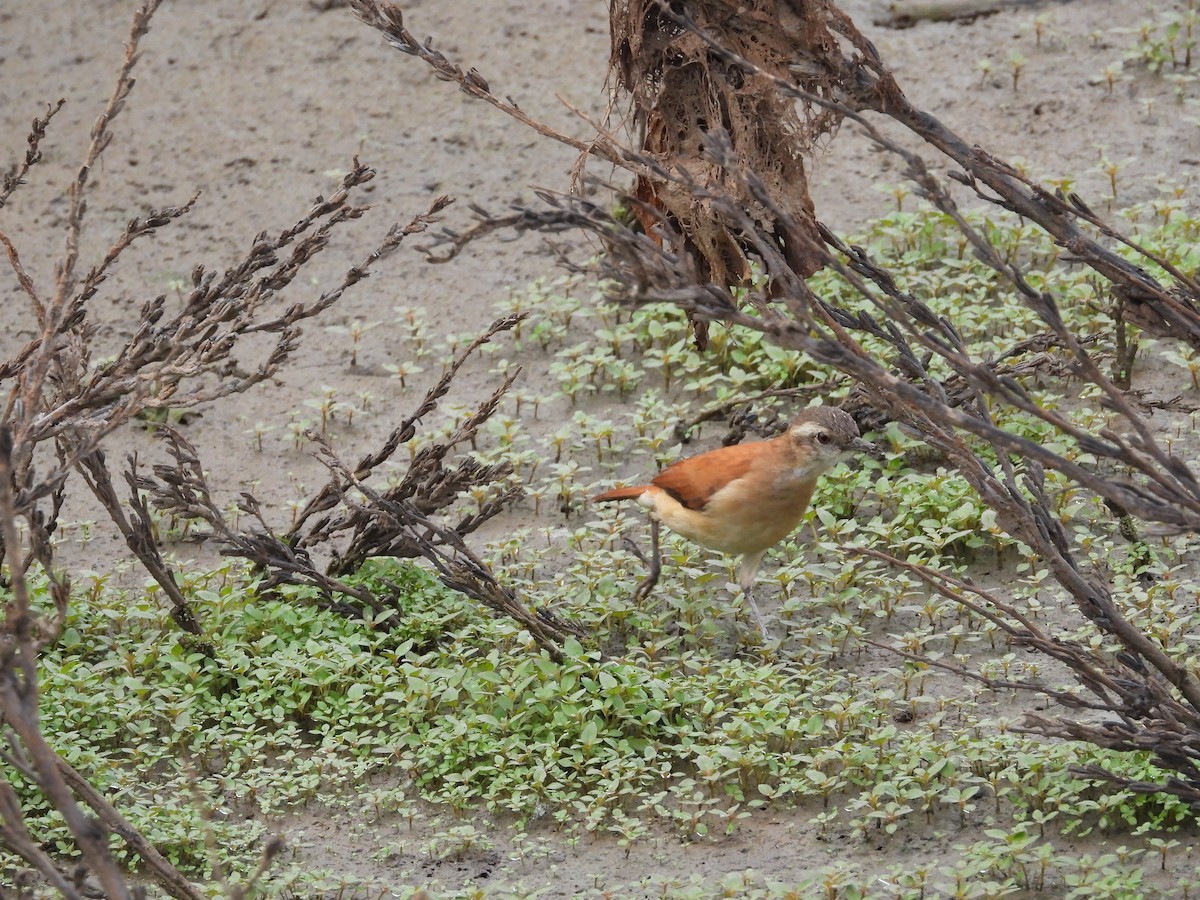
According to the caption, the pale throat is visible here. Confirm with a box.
[785,443,838,484]
[788,461,822,483]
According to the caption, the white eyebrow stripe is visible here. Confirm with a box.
[790,420,826,438]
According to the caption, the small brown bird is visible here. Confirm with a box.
[593,407,873,639]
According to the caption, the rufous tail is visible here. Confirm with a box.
[592,485,649,503]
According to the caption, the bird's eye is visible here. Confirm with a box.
[815,431,831,445]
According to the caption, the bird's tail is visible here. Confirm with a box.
[592,485,649,503]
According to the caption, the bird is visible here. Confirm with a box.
[592,407,873,639]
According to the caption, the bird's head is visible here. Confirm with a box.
[786,407,876,471]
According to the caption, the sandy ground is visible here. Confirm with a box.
[2,0,1199,894]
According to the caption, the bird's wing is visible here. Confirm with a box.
[651,441,763,511]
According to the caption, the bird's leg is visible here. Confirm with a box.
[738,551,769,640]
[632,518,661,605]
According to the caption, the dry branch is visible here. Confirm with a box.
[56,759,205,900]
[134,314,572,656]
[0,99,65,211]
[310,438,570,656]
[0,430,137,900]
[347,0,1200,804]
[345,1,634,170]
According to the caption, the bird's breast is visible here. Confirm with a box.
[648,472,818,556]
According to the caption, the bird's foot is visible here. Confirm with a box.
[742,586,772,644]
[630,520,662,605]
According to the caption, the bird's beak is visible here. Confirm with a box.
[850,437,884,459]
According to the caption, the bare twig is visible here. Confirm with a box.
[0,98,65,210]
[56,759,204,900]
[135,426,383,612]
[0,431,133,899]
[0,780,82,899]
[132,313,572,653]
[312,440,569,656]
[345,1,635,170]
